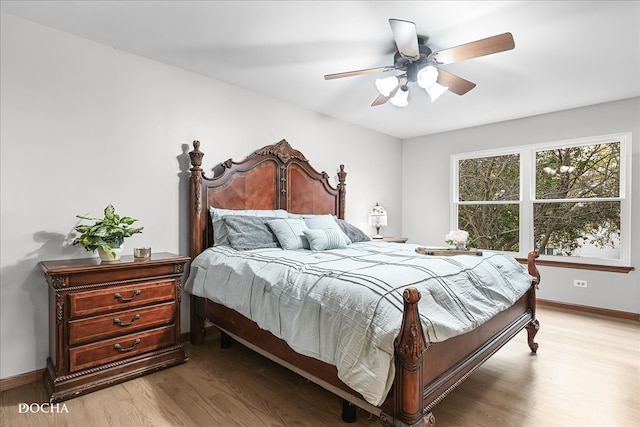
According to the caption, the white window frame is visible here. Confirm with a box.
[451,132,632,267]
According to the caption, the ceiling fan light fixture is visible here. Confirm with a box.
[426,82,448,102]
[390,86,409,107]
[416,65,439,89]
[324,21,515,108]
[375,75,399,96]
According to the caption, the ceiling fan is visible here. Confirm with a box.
[324,19,515,107]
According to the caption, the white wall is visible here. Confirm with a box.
[0,14,402,379]
[403,97,640,314]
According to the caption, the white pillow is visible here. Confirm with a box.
[303,228,349,251]
[266,218,310,250]
[209,207,288,245]
[303,215,351,245]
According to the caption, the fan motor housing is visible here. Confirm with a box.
[394,45,433,82]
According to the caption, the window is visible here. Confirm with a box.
[457,154,520,252]
[452,133,631,267]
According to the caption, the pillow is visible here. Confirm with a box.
[221,215,280,250]
[303,228,349,251]
[266,218,310,250]
[336,219,371,243]
[303,215,351,245]
[209,207,288,245]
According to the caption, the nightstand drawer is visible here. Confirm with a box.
[69,325,176,372]
[68,302,176,346]
[69,279,175,318]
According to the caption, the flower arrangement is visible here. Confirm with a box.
[445,229,469,250]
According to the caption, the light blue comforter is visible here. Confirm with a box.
[184,241,533,405]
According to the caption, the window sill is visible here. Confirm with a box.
[515,257,634,273]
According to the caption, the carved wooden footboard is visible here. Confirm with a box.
[186,140,540,426]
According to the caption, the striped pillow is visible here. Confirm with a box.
[303,215,351,245]
[267,218,310,250]
[303,228,349,251]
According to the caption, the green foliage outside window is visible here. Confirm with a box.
[457,141,621,258]
[534,143,620,257]
[458,154,519,251]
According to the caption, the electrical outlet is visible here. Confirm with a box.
[574,279,588,288]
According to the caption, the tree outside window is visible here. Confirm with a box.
[534,143,620,259]
[458,154,520,251]
[453,134,629,265]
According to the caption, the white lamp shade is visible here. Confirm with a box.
[390,87,409,107]
[375,76,399,97]
[416,65,439,89]
[368,203,388,228]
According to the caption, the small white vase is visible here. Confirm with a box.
[97,246,123,262]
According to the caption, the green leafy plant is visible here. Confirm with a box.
[72,204,143,259]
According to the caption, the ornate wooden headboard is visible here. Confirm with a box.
[188,139,347,258]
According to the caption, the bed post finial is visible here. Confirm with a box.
[337,164,347,219]
[189,140,204,173]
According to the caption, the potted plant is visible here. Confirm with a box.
[72,204,143,261]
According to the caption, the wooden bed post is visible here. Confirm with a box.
[337,164,347,219]
[381,288,435,427]
[525,251,541,353]
[189,140,206,345]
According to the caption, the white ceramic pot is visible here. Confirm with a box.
[97,246,123,262]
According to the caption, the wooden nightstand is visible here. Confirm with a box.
[372,237,409,243]
[40,252,189,402]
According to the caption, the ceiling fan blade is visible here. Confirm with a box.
[389,19,420,60]
[371,94,390,107]
[436,69,476,95]
[430,32,515,65]
[324,66,395,80]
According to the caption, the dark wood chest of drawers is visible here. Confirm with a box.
[40,252,189,402]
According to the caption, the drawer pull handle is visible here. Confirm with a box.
[114,338,141,352]
[114,290,141,302]
[113,313,141,327]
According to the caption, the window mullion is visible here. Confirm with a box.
[522,148,532,258]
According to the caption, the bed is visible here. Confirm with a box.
[185,139,541,426]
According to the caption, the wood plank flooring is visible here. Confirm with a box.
[1,306,638,427]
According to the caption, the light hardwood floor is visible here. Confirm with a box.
[1,306,638,427]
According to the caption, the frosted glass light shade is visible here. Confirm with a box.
[375,76,399,96]
[416,65,439,89]
[390,87,409,107]
[368,203,388,238]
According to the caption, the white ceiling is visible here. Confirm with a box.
[2,1,639,139]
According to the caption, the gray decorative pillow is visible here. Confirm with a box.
[336,219,371,243]
[303,214,351,245]
[267,218,310,250]
[209,207,288,246]
[222,215,280,250]
[303,228,349,251]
